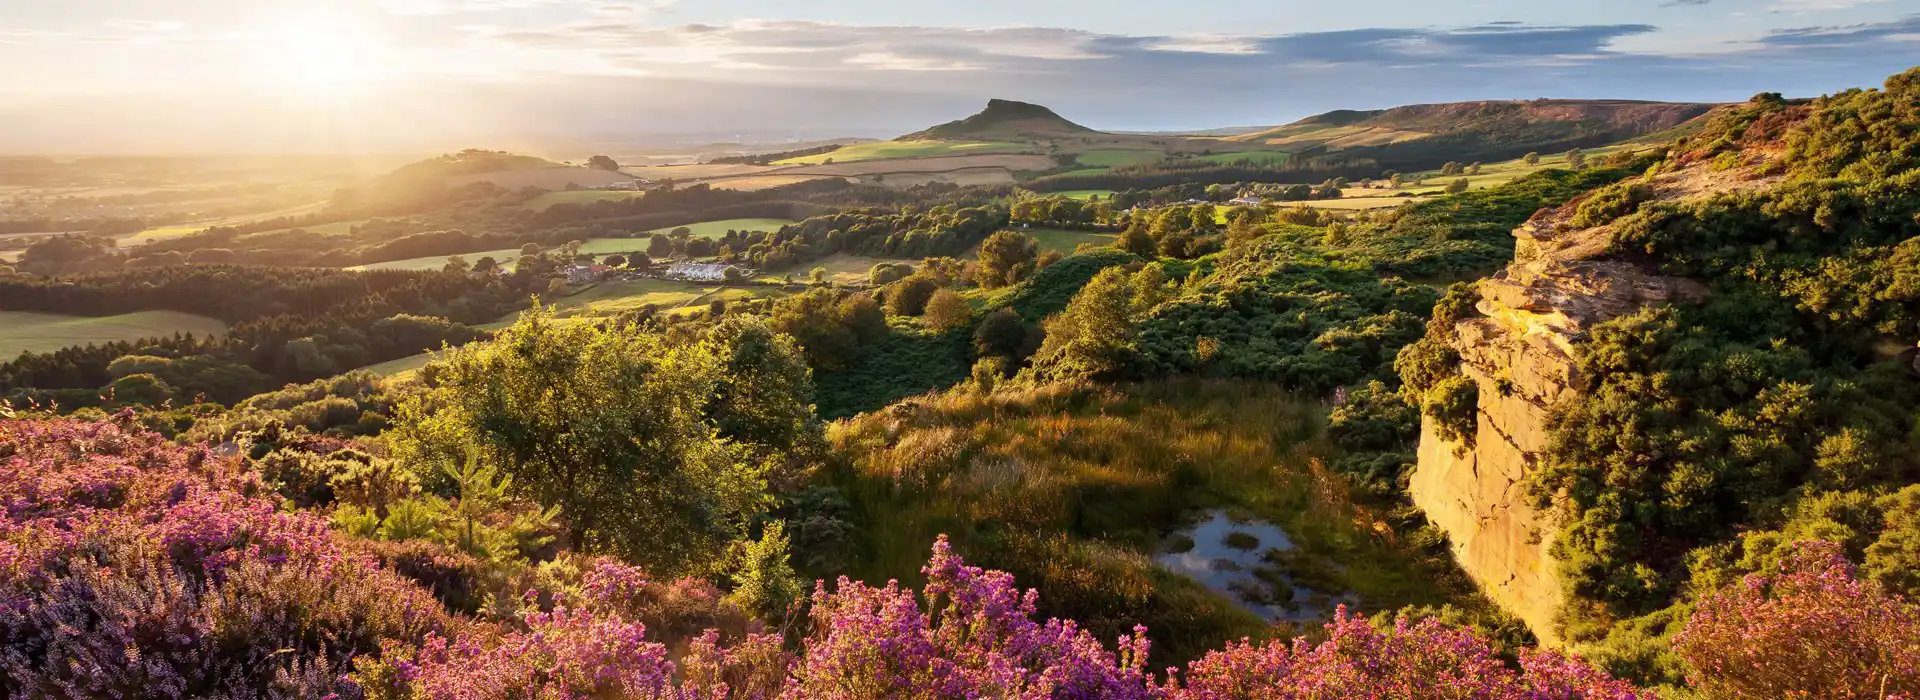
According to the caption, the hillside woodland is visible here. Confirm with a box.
[0,68,1917,698]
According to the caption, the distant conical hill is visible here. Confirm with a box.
[901,99,1097,141]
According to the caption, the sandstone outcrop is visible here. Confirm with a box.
[1410,193,1706,646]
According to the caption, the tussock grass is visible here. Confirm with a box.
[822,379,1482,665]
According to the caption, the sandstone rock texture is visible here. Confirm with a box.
[1410,196,1706,646]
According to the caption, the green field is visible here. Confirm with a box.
[0,310,227,359]
[650,218,793,240]
[1025,228,1116,254]
[785,253,899,285]
[1073,149,1165,168]
[349,219,796,271]
[1051,168,1112,178]
[1054,190,1118,202]
[1198,150,1291,166]
[126,225,208,242]
[359,350,443,378]
[775,141,1022,165]
[522,189,643,211]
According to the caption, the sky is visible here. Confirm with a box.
[1,0,1916,153]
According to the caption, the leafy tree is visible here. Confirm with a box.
[1445,178,1470,194]
[810,267,828,285]
[586,155,621,171]
[696,315,824,465]
[885,275,942,317]
[868,262,914,286]
[604,254,626,268]
[387,306,773,574]
[520,243,542,257]
[726,521,806,623]
[1565,148,1586,170]
[977,231,1040,288]
[1028,267,1140,381]
[923,289,973,331]
[973,307,1029,360]
[1523,152,1542,166]
[1116,226,1156,258]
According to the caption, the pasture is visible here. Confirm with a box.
[0,310,227,359]
[792,253,901,285]
[1025,228,1117,253]
[522,189,643,211]
[1053,189,1118,202]
[774,141,1023,165]
[1197,150,1291,166]
[347,219,795,271]
[1073,149,1164,168]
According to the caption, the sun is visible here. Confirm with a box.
[257,18,389,101]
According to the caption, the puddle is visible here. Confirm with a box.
[1153,509,1352,622]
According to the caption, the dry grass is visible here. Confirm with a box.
[822,380,1482,663]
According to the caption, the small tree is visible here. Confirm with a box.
[884,276,941,317]
[923,289,972,331]
[1523,152,1541,166]
[1565,148,1586,170]
[973,307,1028,360]
[586,155,620,171]
[976,231,1039,288]
[519,243,542,257]
[809,267,829,285]
[1445,178,1470,194]
[604,254,626,268]
[727,522,805,624]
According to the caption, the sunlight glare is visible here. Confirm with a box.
[257,17,388,101]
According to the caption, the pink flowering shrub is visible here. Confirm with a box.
[1676,540,1920,699]
[788,535,1158,699]
[1166,608,1643,699]
[0,417,454,698]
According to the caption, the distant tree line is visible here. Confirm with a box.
[706,144,846,166]
[0,265,536,407]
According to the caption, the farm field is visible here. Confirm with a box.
[347,219,795,271]
[1197,150,1290,166]
[650,218,794,239]
[775,141,1024,165]
[1025,228,1116,253]
[1074,149,1164,168]
[860,168,1015,188]
[0,310,227,359]
[1053,189,1118,202]
[704,174,836,191]
[791,253,900,285]
[522,189,642,211]
[786,153,1054,177]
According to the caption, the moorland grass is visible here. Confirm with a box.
[824,380,1490,665]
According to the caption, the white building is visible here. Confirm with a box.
[666,262,745,282]
[1228,195,1266,206]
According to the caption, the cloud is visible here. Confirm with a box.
[380,0,674,15]
[1770,0,1892,10]
[1758,13,1920,45]
[104,19,185,32]
[1663,0,1714,6]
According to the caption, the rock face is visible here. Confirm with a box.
[1409,201,1706,646]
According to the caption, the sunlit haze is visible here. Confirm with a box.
[2,0,1916,153]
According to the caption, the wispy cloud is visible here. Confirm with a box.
[104,19,184,32]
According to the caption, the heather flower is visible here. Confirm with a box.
[1676,540,1920,698]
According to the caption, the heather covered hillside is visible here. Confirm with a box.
[3,27,1919,698]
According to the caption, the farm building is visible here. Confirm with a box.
[1228,195,1266,206]
[666,262,746,282]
